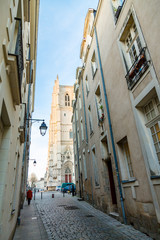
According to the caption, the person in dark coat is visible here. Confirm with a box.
[27,189,32,205]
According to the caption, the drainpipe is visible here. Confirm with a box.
[74,99,82,198]
[94,26,127,224]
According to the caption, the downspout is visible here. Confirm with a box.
[74,99,82,198]
[94,26,127,224]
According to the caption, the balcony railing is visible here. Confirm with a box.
[113,0,125,23]
[15,18,24,89]
[125,47,150,90]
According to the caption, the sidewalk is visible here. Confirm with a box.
[13,199,48,240]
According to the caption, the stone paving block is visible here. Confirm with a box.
[33,191,153,240]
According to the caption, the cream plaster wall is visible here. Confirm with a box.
[73,1,160,238]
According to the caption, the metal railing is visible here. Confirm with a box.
[114,0,126,22]
[15,18,24,89]
[125,47,150,90]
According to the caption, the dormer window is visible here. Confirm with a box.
[65,94,70,106]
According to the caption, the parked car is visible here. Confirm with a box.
[56,186,61,191]
[61,183,76,193]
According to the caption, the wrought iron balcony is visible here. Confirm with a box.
[7,18,24,104]
[114,0,126,23]
[15,18,24,89]
[125,47,150,90]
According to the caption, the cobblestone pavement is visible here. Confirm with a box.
[35,191,152,240]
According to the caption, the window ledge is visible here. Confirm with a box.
[122,178,136,184]
[151,175,160,179]
[150,175,160,185]
[121,178,139,188]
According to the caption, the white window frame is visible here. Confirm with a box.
[118,137,134,181]
[88,105,93,134]
[85,76,89,97]
[91,51,98,78]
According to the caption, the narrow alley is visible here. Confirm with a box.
[14,191,152,240]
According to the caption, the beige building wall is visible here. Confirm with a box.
[73,1,160,239]
[0,1,39,239]
[46,76,75,190]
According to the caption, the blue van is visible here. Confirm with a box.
[61,183,76,193]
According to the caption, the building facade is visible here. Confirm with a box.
[46,76,75,191]
[72,1,160,239]
[0,1,39,239]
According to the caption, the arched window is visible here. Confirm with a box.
[65,94,70,106]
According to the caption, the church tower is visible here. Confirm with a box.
[46,76,75,190]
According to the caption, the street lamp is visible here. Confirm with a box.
[28,159,37,166]
[26,118,48,136]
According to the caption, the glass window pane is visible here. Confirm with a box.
[153,134,157,143]
[146,113,151,121]
[157,132,160,141]
[155,143,160,152]
[149,102,153,110]
[151,110,156,118]
[155,96,159,105]
[157,152,160,163]
[155,123,160,132]
[150,126,155,134]
[144,105,149,113]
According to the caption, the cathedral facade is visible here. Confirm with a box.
[46,76,75,190]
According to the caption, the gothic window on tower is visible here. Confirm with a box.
[65,93,70,106]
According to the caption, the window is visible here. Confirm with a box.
[80,118,84,141]
[77,128,80,148]
[91,147,99,186]
[65,94,70,106]
[88,105,93,134]
[95,85,104,124]
[119,14,149,90]
[144,97,160,172]
[118,137,134,180]
[82,151,87,180]
[85,76,89,97]
[69,130,73,139]
[91,51,97,78]
[79,94,82,109]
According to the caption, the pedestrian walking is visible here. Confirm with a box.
[27,188,32,205]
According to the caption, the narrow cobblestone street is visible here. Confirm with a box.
[34,191,152,240]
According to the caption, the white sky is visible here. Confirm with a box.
[29,0,99,180]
